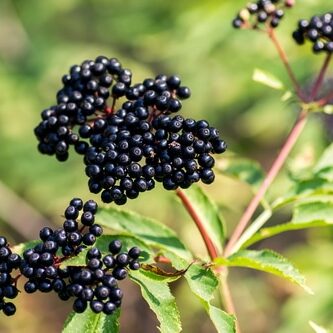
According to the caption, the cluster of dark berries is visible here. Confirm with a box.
[21,198,101,294]
[0,198,141,317]
[34,56,227,204]
[292,13,333,53]
[232,0,295,29]
[67,240,140,314]
[34,56,191,162]
[0,237,21,316]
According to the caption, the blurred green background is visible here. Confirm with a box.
[0,0,333,332]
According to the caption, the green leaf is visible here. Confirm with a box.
[244,197,333,248]
[252,68,284,90]
[96,207,191,260]
[216,156,265,190]
[206,305,236,333]
[314,143,333,176]
[60,234,152,268]
[216,249,312,294]
[162,250,236,333]
[62,308,120,333]
[309,321,330,333]
[130,269,181,333]
[11,240,40,256]
[180,185,225,252]
[292,198,333,224]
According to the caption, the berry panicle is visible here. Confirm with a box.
[232,0,295,30]
[34,56,227,204]
[3,198,143,316]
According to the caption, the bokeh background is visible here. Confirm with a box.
[0,0,332,332]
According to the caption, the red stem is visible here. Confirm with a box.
[310,53,332,101]
[224,110,308,257]
[267,28,303,100]
[176,189,219,260]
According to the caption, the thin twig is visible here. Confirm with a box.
[176,189,218,260]
[310,53,332,101]
[267,28,303,100]
[224,110,308,257]
[316,90,333,107]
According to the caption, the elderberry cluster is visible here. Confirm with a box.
[0,237,21,316]
[20,198,102,294]
[34,56,227,204]
[4,197,142,316]
[232,0,294,29]
[34,56,191,162]
[292,13,333,53]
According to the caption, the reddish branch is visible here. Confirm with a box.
[267,28,303,99]
[176,189,219,260]
[224,110,308,257]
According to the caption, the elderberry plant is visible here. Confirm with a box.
[3,2,333,333]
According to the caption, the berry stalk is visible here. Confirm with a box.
[310,53,332,101]
[224,109,308,257]
[176,189,219,260]
[267,28,303,99]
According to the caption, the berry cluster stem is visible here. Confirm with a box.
[311,53,332,101]
[176,189,218,260]
[224,109,308,257]
[267,28,303,99]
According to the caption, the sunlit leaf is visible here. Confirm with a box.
[62,308,120,333]
[252,68,284,90]
[216,249,312,294]
[309,320,330,333]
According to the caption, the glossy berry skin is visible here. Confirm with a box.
[293,12,333,54]
[232,0,293,30]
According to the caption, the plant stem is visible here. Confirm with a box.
[267,28,303,99]
[176,189,218,260]
[220,272,241,333]
[310,53,332,101]
[224,109,308,257]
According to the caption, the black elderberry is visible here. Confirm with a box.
[233,0,294,30]
[293,12,333,54]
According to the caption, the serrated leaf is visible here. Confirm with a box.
[179,185,225,252]
[62,308,120,333]
[309,321,330,333]
[216,249,312,294]
[60,234,151,268]
[96,207,191,260]
[252,68,284,90]
[130,269,181,333]
[206,305,236,333]
[162,250,235,333]
[11,240,40,256]
[216,156,265,190]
